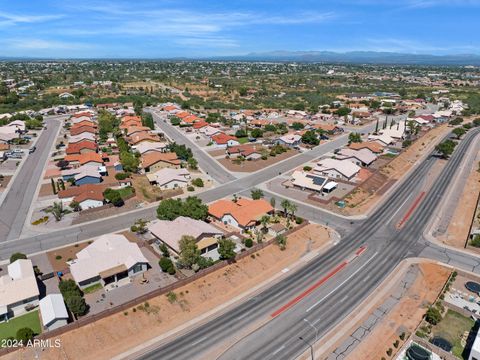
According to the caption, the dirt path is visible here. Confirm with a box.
[5,224,331,360]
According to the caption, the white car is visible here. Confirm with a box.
[12,149,24,154]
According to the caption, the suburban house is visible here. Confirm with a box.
[348,141,384,154]
[70,126,97,136]
[128,132,161,146]
[68,133,96,143]
[64,153,104,167]
[211,133,239,148]
[337,148,377,167]
[200,126,222,137]
[314,158,361,182]
[208,198,274,231]
[73,188,105,209]
[73,166,103,185]
[368,133,395,146]
[141,152,181,173]
[125,126,151,137]
[133,141,168,155]
[69,234,149,290]
[146,168,190,189]
[148,216,223,256]
[276,134,301,147]
[0,259,40,321]
[291,170,329,193]
[226,144,264,160]
[66,140,98,155]
[58,184,106,207]
[39,294,69,331]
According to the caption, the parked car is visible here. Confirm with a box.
[12,149,24,154]
[29,146,36,154]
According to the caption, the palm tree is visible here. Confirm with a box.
[280,199,291,218]
[288,203,298,219]
[260,215,270,233]
[51,202,65,222]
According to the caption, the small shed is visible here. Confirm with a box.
[39,294,68,330]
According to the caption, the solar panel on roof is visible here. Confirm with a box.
[306,174,327,186]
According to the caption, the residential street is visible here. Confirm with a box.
[0,116,62,242]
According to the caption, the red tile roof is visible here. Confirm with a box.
[141,152,180,168]
[211,133,238,145]
[208,198,273,228]
[66,141,98,155]
[70,126,97,136]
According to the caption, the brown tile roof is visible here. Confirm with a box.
[211,133,238,145]
[348,141,384,154]
[74,188,105,203]
[128,132,160,145]
[66,141,98,155]
[58,184,106,199]
[208,198,273,227]
[65,152,104,165]
[125,126,151,136]
[71,120,96,128]
[70,126,97,136]
[141,152,180,168]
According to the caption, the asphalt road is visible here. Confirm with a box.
[134,128,480,360]
[0,117,62,242]
[148,109,236,184]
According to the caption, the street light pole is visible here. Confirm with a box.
[298,336,314,360]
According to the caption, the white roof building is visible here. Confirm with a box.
[314,158,361,181]
[337,148,377,166]
[69,234,149,287]
[39,294,68,330]
[0,259,40,318]
[149,216,223,253]
[133,141,168,155]
[291,171,327,192]
[278,134,302,145]
[146,168,190,188]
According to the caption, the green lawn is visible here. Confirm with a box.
[82,283,103,294]
[0,311,42,342]
[117,186,134,199]
[237,137,249,144]
[432,309,475,359]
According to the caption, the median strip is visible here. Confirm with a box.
[397,191,425,228]
[270,246,367,318]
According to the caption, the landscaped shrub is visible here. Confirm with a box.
[16,327,34,342]
[192,178,204,187]
[115,172,129,180]
[9,252,27,264]
[425,306,442,325]
[159,257,176,275]
[295,216,304,224]
[244,238,253,248]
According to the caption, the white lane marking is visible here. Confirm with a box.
[340,295,349,303]
[389,192,415,223]
[273,345,285,355]
[363,274,371,282]
[190,336,207,346]
[306,252,379,314]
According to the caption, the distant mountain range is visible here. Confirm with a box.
[1,51,480,65]
[210,51,480,66]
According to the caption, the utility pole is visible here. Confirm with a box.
[299,337,314,360]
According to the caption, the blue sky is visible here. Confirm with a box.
[0,0,479,58]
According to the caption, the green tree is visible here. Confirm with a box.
[131,219,148,234]
[435,139,456,159]
[70,200,82,212]
[348,132,362,143]
[235,129,247,138]
[10,252,27,264]
[452,127,466,139]
[65,294,88,316]
[425,306,442,325]
[120,151,139,173]
[178,235,201,269]
[260,215,270,233]
[291,122,304,130]
[51,202,65,221]
[218,238,237,260]
[251,188,264,200]
[159,243,170,257]
[141,113,155,130]
[281,199,291,217]
[301,130,319,145]
[187,157,198,170]
[16,327,34,342]
[276,234,287,250]
[336,107,351,117]
[159,257,176,275]
[250,128,263,138]
[103,188,124,207]
[192,178,204,187]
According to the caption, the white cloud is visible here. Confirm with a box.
[4,38,92,50]
[0,11,63,25]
